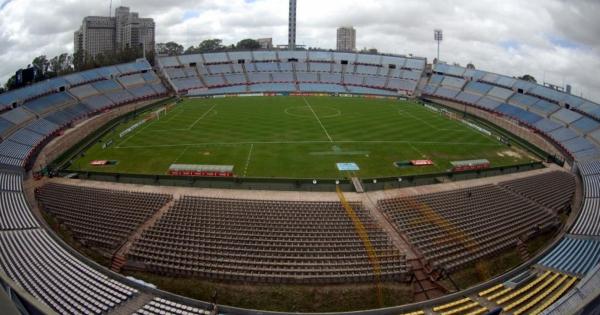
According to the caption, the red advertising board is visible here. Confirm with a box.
[168,170,233,177]
[411,160,434,166]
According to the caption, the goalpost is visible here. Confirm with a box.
[152,107,167,120]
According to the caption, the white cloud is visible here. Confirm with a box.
[0,0,599,101]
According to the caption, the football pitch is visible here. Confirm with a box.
[70,96,537,179]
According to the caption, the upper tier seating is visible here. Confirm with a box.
[23,92,76,116]
[129,196,408,283]
[36,183,172,251]
[158,51,425,96]
[0,229,138,314]
[426,64,600,160]
[0,169,38,230]
[537,236,600,276]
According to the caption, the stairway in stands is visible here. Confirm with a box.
[362,193,448,301]
[517,239,531,262]
[409,258,447,301]
[111,292,155,315]
[111,197,177,272]
[111,255,127,272]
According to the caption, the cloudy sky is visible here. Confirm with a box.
[0,0,599,101]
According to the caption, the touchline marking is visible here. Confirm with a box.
[116,140,502,149]
[303,97,333,142]
[188,104,217,130]
[243,144,254,177]
[397,109,438,130]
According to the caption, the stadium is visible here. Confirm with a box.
[1,1,600,315]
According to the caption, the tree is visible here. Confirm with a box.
[518,74,537,83]
[184,46,198,55]
[49,53,73,76]
[236,39,261,50]
[157,41,184,56]
[466,63,476,69]
[4,75,17,91]
[197,39,224,52]
[359,47,378,54]
[31,55,50,80]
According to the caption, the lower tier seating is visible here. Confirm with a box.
[379,183,559,271]
[129,197,408,283]
[499,171,575,210]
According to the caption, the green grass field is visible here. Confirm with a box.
[69,96,537,179]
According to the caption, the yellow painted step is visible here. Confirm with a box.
[487,287,512,301]
[399,311,425,315]
[441,302,479,315]
[495,271,553,304]
[479,284,503,297]
[504,273,560,310]
[513,274,568,315]
[433,298,470,312]
[465,308,489,315]
[529,276,578,315]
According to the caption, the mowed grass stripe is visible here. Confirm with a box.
[72,96,536,178]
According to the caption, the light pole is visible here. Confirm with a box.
[434,29,443,61]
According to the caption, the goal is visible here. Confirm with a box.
[152,107,167,120]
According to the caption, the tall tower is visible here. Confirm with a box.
[288,0,297,50]
[337,27,356,51]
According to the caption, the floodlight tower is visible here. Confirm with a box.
[289,0,297,50]
[434,29,443,61]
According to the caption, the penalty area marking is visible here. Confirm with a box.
[188,104,217,130]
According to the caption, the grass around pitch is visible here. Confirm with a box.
[70,96,537,179]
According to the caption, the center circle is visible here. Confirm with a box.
[284,106,342,118]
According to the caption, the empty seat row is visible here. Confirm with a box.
[379,180,562,271]
[36,183,172,251]
[0,229,138,314]
[129,196,408,283]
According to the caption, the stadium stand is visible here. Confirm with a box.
[571,198,600,236]
[541,262,600,315]
[0,169,38,230]
[499,171,575,210]
[0,59,169,314]
[158,51,425,96]
[1,50,600,314]
[426,63,600,160]
[134,298,212,315]
[36,183,172,251]
[537,236,600,277]
[482,270,578,315]
[0,229,138,314]
[129,196,408,283]
[379,180,562,271]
